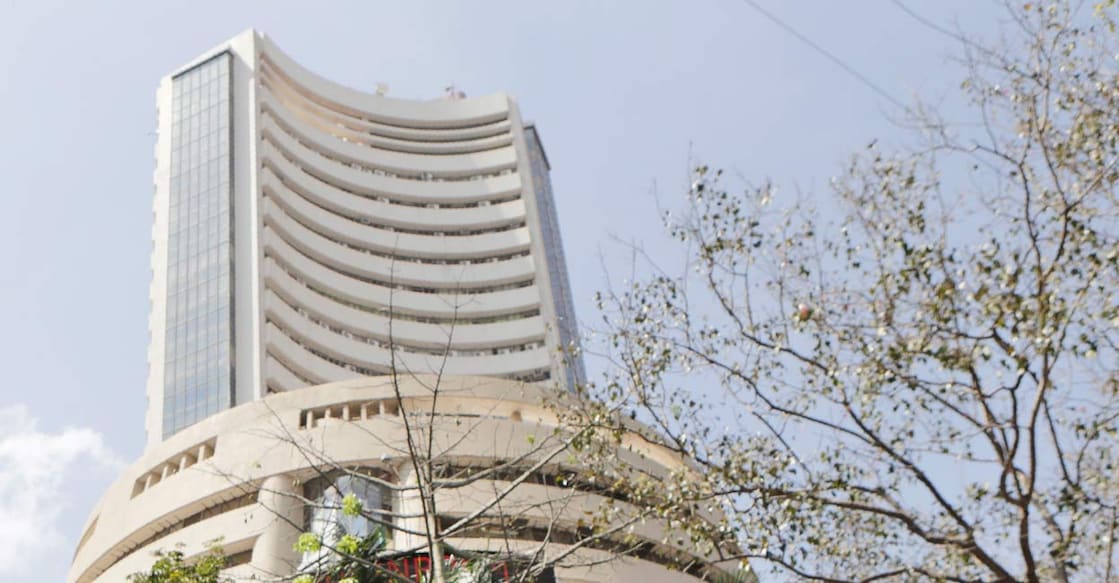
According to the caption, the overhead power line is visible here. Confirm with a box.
[888,0,999,61]
[736,0,910,112]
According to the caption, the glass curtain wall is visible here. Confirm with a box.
[163,52,234,438]
[523,127,585,391]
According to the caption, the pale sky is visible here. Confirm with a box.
[0,1,1006,580]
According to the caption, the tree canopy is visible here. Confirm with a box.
[576,1,1119,581]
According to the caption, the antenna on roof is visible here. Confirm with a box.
[444,84,466,100]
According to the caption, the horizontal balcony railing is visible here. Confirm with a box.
[261,176,531,261]
[262,207,537,290]
[261,150,527,232]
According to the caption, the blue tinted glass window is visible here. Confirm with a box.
[163,53,234,438]
[524,128,585,391]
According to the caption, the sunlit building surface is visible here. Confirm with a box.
[68,31,742,583]
[144,29,584,443]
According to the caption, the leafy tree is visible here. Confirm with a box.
[577,1,1119,581]
[128,543,228,583]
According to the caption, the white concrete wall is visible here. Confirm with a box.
[145,74,172,448]
[251,35,563,396]
[149,31,583,441]
[71,376,731,583]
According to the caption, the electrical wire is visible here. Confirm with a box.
[736,0,911,112]
[889,0,998,60]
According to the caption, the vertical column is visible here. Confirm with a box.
[251,474,303,577]
[394,464,426,553]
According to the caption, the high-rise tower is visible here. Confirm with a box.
[147,30,584,443]
[69,31,742,583]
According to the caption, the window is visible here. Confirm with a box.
[163,51,235,438]
[299,469,393,571]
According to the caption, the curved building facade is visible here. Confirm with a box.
[68,376,740,583]
[148,30,584,443]
[68,30,751,583]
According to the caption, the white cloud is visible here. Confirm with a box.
[0,405,123,578]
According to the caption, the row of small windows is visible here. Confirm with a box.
[264,226,537,295]
[508,369,552,383]
[259,80,513,157]
[262,113,517,183]
[265,176,525,248]
[272,293,547,358]
[265,194,531,267]
[264,162,526,236]
[351,217,526,238]
[264,139,523,209]
[266,221,537,293]
[270,258,540,326]
[267,332,388,379]
[131,440,218,499]
[266,324,552,385]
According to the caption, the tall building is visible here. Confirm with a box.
[68,31,743,583]
[147,29,584,444]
